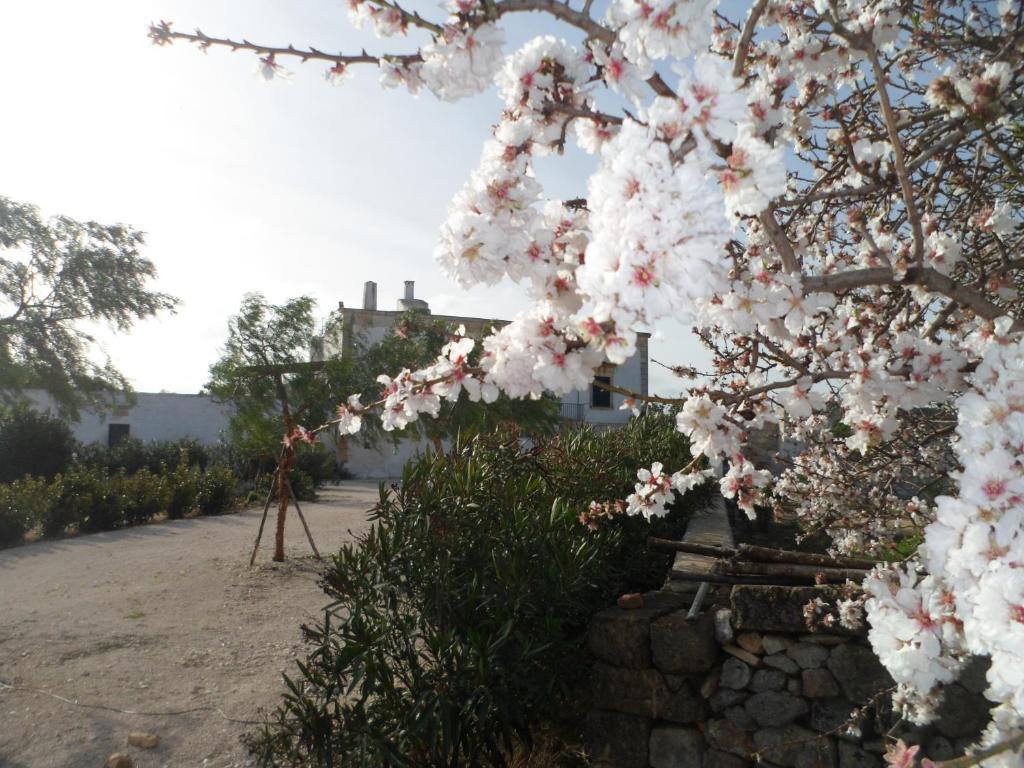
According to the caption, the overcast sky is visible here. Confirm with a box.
[0,0,706,397]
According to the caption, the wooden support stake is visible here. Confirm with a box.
[669,569,805,586]
[724,560,869,584]
[649,537,735,558]
[649,537,879,571]
[290,494,322,560]
[249,475,277,567]
[686,581,710,619]
[737,543,878,571]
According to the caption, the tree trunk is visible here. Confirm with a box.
[273,461,289,562]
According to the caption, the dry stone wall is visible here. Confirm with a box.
[586,585,992,768]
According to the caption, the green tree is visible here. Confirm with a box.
[0,196,178,417]
[206,293,357,561]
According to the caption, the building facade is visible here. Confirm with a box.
[322,280,650,429]
[24,390,232,448]
[320,281,651,477]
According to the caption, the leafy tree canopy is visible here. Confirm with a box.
[0,196,178,418]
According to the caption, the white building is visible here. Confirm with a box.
[24,389,232,447]
[22,282,650,479]
[321,281,651,477]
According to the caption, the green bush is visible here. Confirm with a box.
[118,469,169,526]
[293,444,342,486]
[76,438,212,475]
[165,461,200,520]
[55,466,123,534]
[0,408,77,483]
[197,467,238,516]
[248,414,709,766]
[0,477,57,547]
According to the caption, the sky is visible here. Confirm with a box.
[0,0,707,397]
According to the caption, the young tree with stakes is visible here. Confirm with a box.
[155,1,1024,763]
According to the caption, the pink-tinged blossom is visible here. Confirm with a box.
[420,22,505,101]
[718,123,786,217]
[606,0,717,65]
[336,394,364,435]
[255,54,291,82]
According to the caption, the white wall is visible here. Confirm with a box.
[559,341,647,428]
[25,390,232,446]
[340,436,435,479]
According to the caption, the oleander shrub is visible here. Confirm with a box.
[248,414,709,767]
[52,466,123,534]
[165,460,201,520]
[76,438,212,475]
[196,466,239,516]
[0,408,77,483]
[118,468,169,526]
[293,444,345,486]
[0,477,57,547]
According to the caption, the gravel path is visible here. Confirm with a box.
[0,482,383,768]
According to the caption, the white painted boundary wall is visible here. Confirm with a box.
[24,389,232,447]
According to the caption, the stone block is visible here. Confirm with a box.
[588,590,689,669]
[745,691,809,727]
[933,683,992,740]
[958,655,990,695]
[715,608,735,644]
[827,644,893,704]
[726,705,757,731]
[649,725,704,768]
[592,663,669,719]
[723,644,762,667]
[736,632,764,655]
[923,736,954,763]
[838,740,880,768]
[802,668,840,699]
[586,710,651,768]
[801,633,849,646]
[651,610,719,675]
[720,657,753,690]
[787,642,829,669]
[809,697,856,734]
[704,750,752,768]
[749,669,787,692]
[663,681,707,724]
[706,717,756,758]
[754,725,838,768]
[709,688,748,713]
[762,635,794,655]
[731,586,856,634]
[764,653,799,674]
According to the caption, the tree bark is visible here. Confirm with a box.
[273,460,289,562]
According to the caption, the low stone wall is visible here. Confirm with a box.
[586,585,991,768]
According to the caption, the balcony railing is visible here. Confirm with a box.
[559,402,586,422]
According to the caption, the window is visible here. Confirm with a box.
[591,375,612,409]
[108,423,130,447]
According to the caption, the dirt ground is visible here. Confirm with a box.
[0,482,384,768]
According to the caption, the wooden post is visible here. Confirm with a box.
[249,475,276,567]
[273,449,291,562]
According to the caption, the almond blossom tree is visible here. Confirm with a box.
[152,0,1024,762]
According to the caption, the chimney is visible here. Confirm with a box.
[404,280,415,301]
[362,281,377,311]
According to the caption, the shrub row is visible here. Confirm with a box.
[248,412,712,767]
[0,463,239,547]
